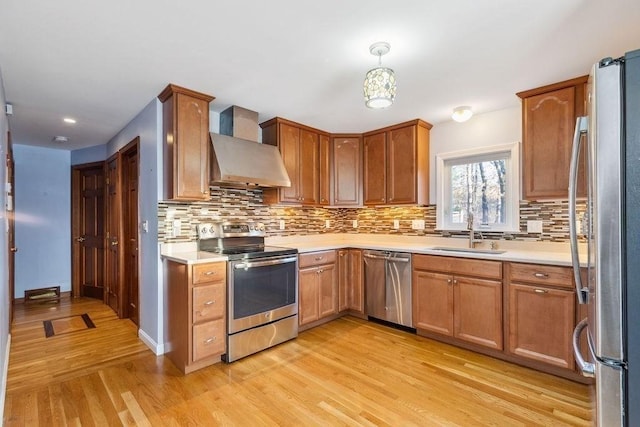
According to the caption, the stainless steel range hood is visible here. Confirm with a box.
[210,106,290,188]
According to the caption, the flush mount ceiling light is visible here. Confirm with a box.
[452,106,473,122]
[52,136,69,143]
[363,42,396,109]
[63,117,76,124]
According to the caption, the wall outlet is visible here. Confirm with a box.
[527,220,543,233]
[393,219,400,229]
[141,220,149,233]
[411,220,425,230]
[279,220,285,230]
[325,220,331,229]
[172,219,182,236]
[352,220,358,228]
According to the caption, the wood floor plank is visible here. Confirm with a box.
[3,298,593,425]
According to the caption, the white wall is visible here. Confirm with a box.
[0,65,11,423]
[13,145,71,296]
[429,106,521,203]
[106,99,163,354]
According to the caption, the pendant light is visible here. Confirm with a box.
[363,42,396,109]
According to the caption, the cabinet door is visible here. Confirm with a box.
[173,93,210,200]
[332,136,361,206]
[522,86,576,199]
[508,283,575,368]
[348,249,364,313]
[454,277,503,350]
[319,134,331,206]
[299,267,319,325]
[338,250,349,312]
[412,270,454,336]
[387,125,416,204]
[363,132,387,205]
[299,129,319,204]
[318,263,337,318]
[279,123,301,203]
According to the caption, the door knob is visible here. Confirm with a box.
[76,237,86,242]
[111,241,119,246]
[10,247,17,253]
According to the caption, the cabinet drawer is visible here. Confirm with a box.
[193,283,225,323]
[193,262,226,285]
[299,250,336,268]
[193,319,225,361]
[413,254,502,280]
[509,263,573,289]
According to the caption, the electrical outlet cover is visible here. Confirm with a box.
[393,219,400,229]
[527,220,543,233]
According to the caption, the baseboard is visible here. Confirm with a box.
[138,328,164,355]
[0,334,11,424]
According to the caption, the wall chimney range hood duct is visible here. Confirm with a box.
[210,106,291,188]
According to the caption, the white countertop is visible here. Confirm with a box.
[161,233,585,267]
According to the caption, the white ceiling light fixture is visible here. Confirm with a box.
[63,117,77,124]
[52,136,69,143]
[452,106,473,122]
[363,42,396,109]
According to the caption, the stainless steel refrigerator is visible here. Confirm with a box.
[570,48,640,426]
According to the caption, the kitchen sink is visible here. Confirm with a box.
[429,246,507,255]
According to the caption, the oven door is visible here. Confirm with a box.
[228,254,298,334]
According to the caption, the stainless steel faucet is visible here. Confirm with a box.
[467,212,483,248]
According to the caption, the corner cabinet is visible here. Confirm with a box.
[331,135,362,207]
[165,261,226,374]
[517,76,588,200]
[363,120,431,206]
[261,118,329,206]
[158,84,215,201]
[337,249,364,315]
[413,254,503,350]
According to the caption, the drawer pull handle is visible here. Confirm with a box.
[447,279,452,284]
[204,271,217,276]
[533,273,549,279]
[534,289,549,294]
[204,337,216,344]
[314,256,323,261]
[204,300,215,306]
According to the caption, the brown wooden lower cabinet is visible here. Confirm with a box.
[506,262,576,370]
[298,250,338,327]
[166,260,226,374]
[338,249,364,315]
[413,255,503,350]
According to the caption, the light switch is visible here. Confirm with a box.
[279,220,285,230]
[393,219,400,229]
[527,220,543,233]
[325,220,331,228]
[172,219,182,236]
[352,220,358,228]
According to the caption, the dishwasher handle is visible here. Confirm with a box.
[363,253,410,263]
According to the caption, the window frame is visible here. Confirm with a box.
[436,142,521,232]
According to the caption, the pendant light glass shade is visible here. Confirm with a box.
[364,42,396,109]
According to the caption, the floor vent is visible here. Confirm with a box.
[24,286,61,304]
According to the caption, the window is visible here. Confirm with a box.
[436,142,520,232]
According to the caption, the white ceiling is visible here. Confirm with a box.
[1,0,640,151]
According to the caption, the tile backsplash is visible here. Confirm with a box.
[158,186,586,243]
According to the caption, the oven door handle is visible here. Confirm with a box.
[233,256,298,270]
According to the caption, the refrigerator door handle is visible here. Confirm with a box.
[569,116,589,304]
[572,318,595,377]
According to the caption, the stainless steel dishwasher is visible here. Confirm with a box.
[363,250,412,327]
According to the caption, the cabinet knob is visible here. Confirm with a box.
[381,198,385,202]
[447,279,452,284]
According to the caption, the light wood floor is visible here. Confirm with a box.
[4,298,593,426]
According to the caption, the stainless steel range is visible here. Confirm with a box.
[197,221,298,362]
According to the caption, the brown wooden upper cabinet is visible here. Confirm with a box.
[331,135,362,207]
[517,76,588,200]
[362,120,431,206]
[158,84,214,201]
[261,117,325,205]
